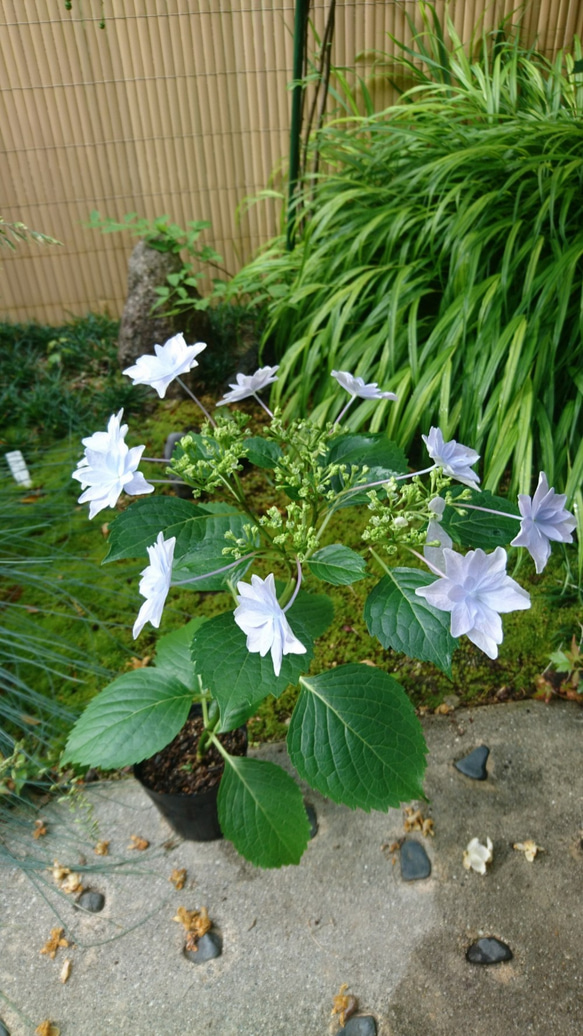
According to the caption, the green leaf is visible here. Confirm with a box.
[245,437,283,468]
[171,508,257,590]
[308,543,367,585]
[326,432,409,475]
[192,609,313,732]
[364,568,457,675]
[217,756,310,867]
[285,586,334,639]
[104,497,208,562]
[288,664,427,810]
[325,433,409,505]
[154,617,207,691]
[441,488,520,548]
[62,670,193,769]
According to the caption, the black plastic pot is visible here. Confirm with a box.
[134,706,247,842]
[134,764,224,841]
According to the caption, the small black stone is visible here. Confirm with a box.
[400,839,431,881]
[0,1018,10,1036]
[76,890,105,913]
[184,930,222,963]
[338,1017,377,1036]
[466,937,513,964]
[305,802,318,839]
[454,745,490,780]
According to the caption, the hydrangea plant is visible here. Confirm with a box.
[63,333,577,868]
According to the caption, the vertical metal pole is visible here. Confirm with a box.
[286,0,310,251]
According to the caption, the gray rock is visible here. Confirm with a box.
[466,937,513,964]
[400,839,431,881]
[184,930,222,963]
[117,239,211,397]
[454,744,490,780]
[338,1017,377,1036]
[76,890,105,913]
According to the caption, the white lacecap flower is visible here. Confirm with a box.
[463,836,493,875]
[216,366,279,406]
[123,333,207,398]
[510,472,577,574]
[422,427,480,488]
[132,533,176,638]
[331,370,398,401]
[233,573,306,677]
[415,546,531,659]
[72,409,154,519]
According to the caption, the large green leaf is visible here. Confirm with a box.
[217,756,310,868]
[154,617,207,691]
[61,670,193,769]
[364,568,457,675]
[288,664,427,810]
[440,487,520,548]
[308,543,367,585]
[104,497,211,562]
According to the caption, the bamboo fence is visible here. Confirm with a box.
[1,0,582,324]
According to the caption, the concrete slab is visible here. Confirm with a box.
[0,701,582,1036]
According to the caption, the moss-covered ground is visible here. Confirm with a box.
[3,389,580,765]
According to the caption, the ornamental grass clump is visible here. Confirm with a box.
[229,8,583,510]
[63,333,576,869]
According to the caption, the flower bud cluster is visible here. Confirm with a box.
[169,412,250,496]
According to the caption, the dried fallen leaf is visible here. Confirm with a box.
[434,702,453,715]
[169,868,187,890]
[94,840,110,856]
[33,818,48,839]
[40,927,70,960]
[59,959,72,984]
[35,1022,60,1036]
[51,860,70,884]
[129,655,152,669]
[403,807,435,837]
[127,834,149,851]
[331,983,358,1027]
[61,872,83,895]
[173,905,211,950]
[359,658,377,667]
[513,839,544,862]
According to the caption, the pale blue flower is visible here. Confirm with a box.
[234,573,306,677]
[72,409,154,519]
[216,365,279,406]
[422,427,480,488]
[511,472,577,573]
[133,532,176,638]
[415,546,530,659]
[123,333,207,398]
[331,370,398,401]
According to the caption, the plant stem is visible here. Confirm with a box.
[176,376,217,427]
[456,502,521,521]
[171,553,256,586]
